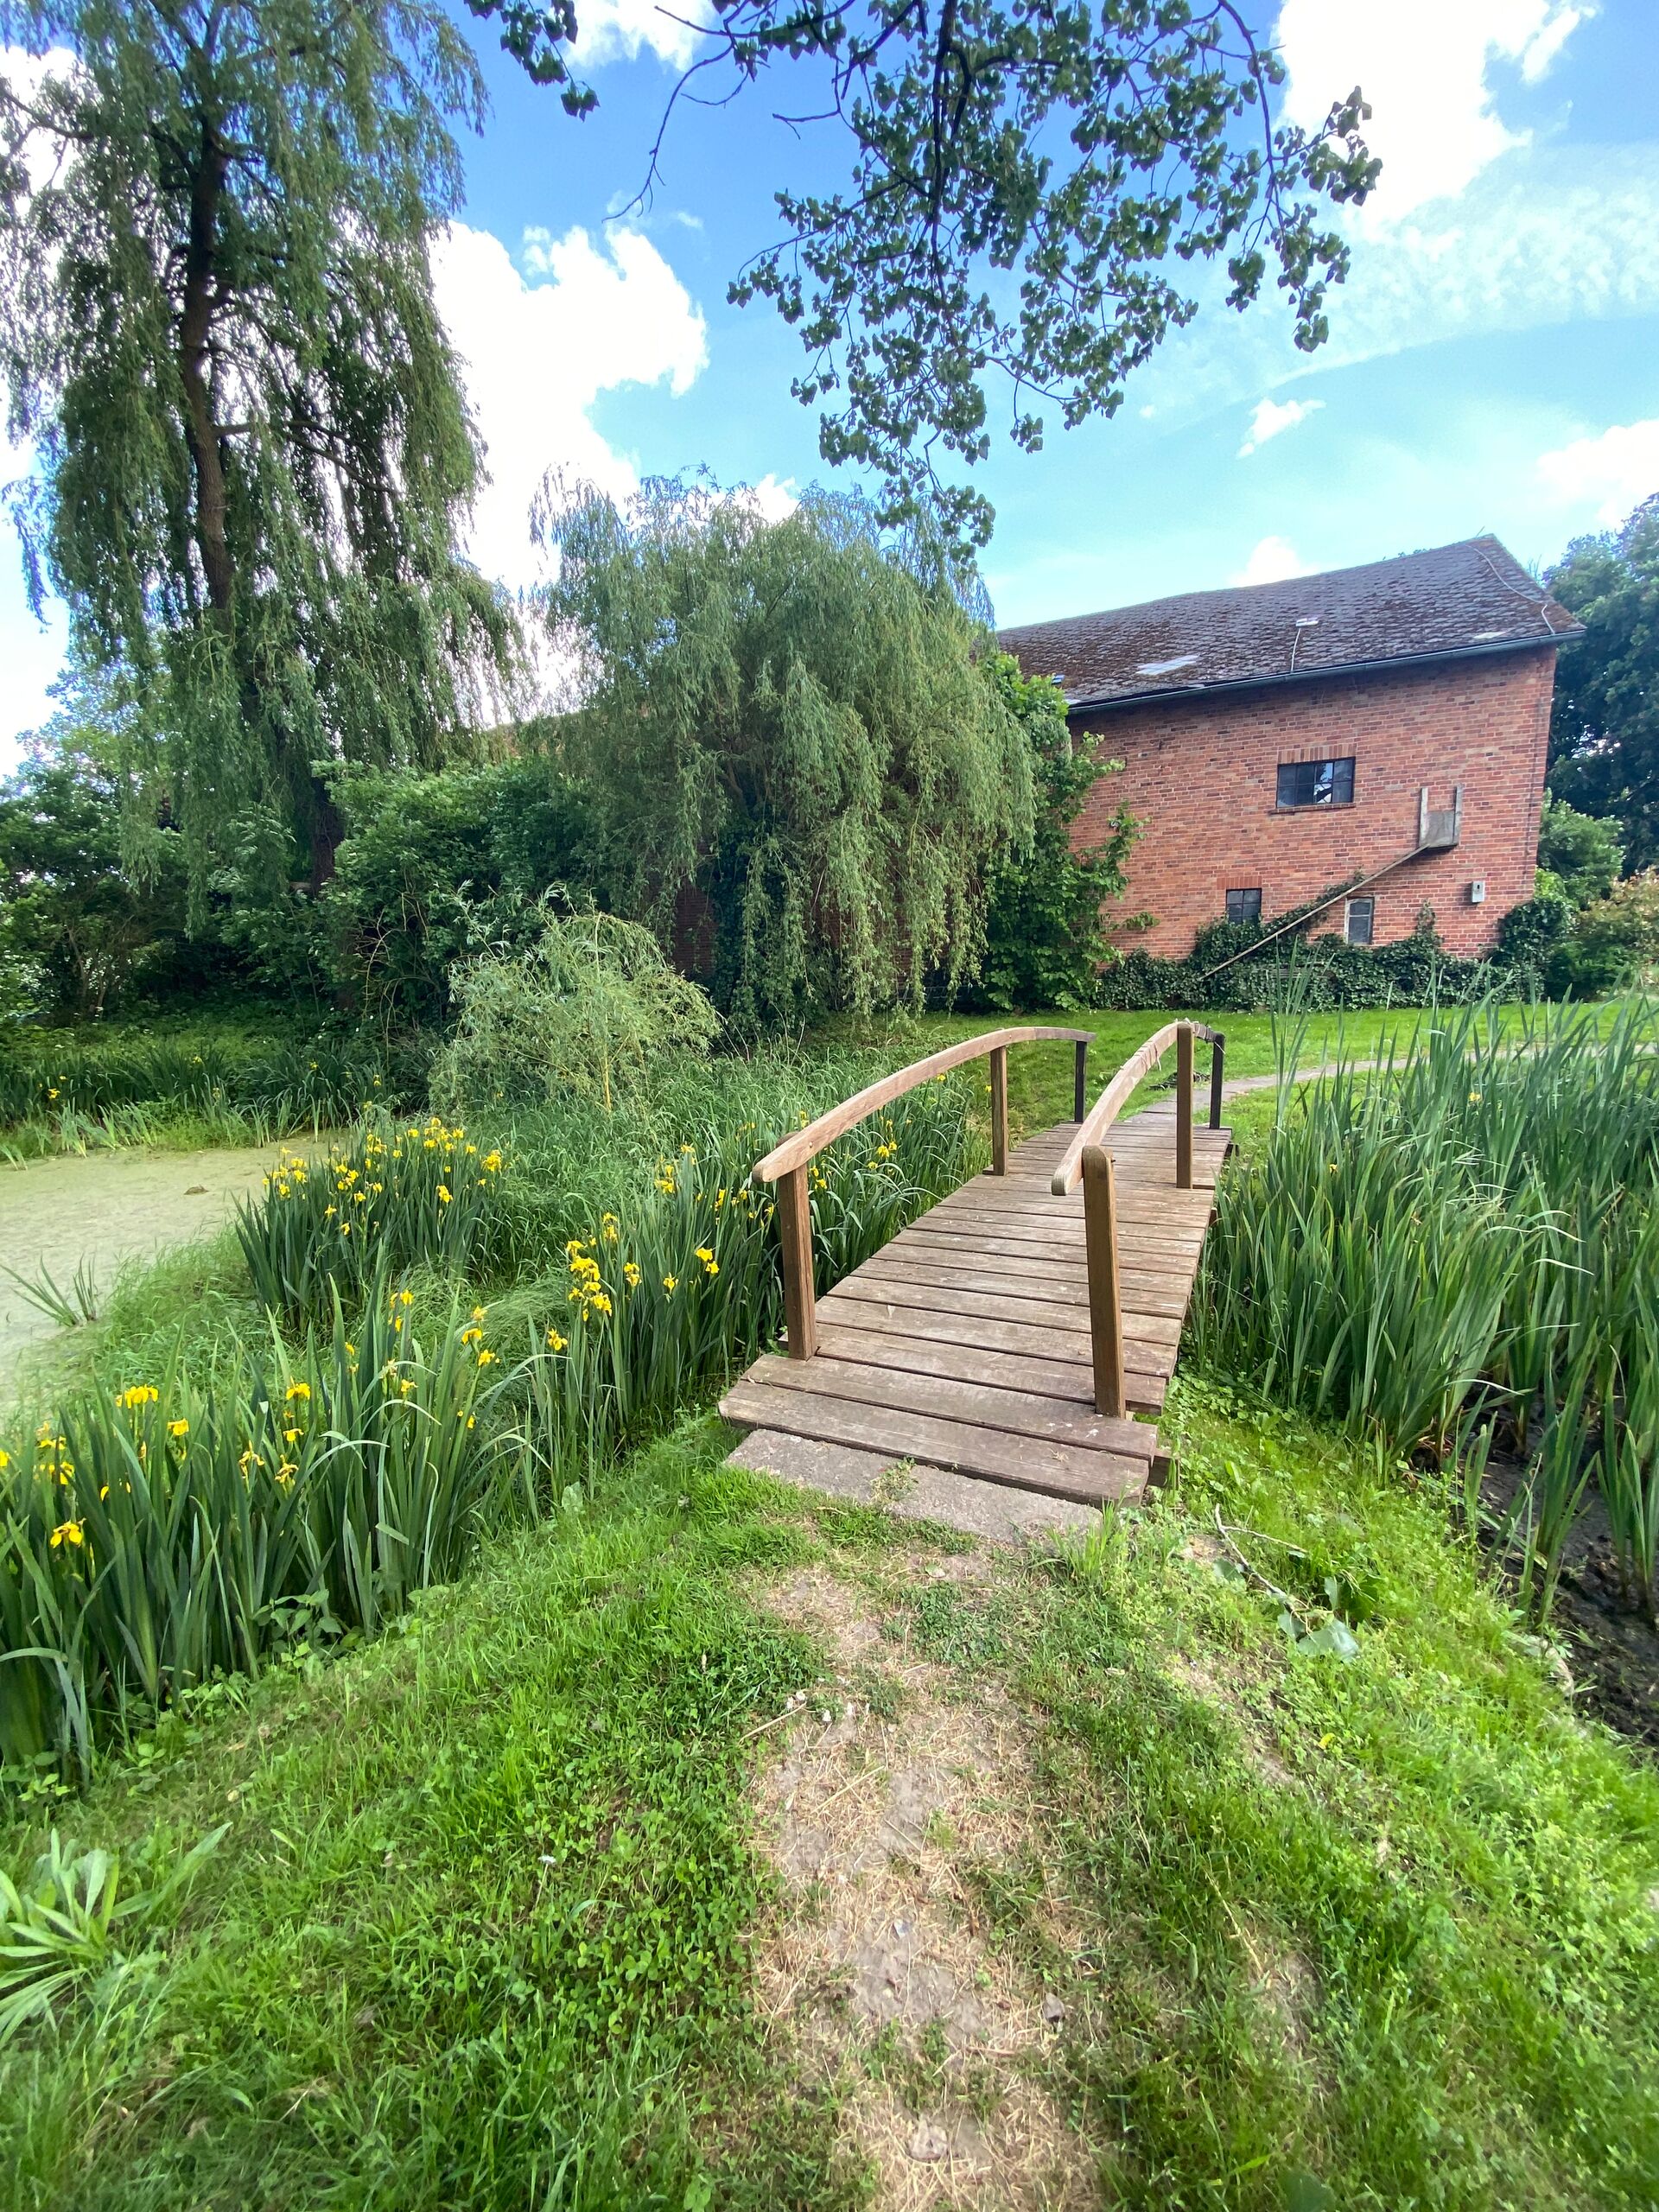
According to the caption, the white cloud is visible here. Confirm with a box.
[430,220,708,591]
[575,0,698,67]
[1133,140,1659,427]
[1278,0,1595,219]
[1239,396,1324,456]
[741,474,800,524]
[1537,418,1659,526]
[1234,536,1312,587]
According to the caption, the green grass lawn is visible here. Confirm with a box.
[3,1387,1656,2210]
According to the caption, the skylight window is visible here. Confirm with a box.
[1135,653,1198,676]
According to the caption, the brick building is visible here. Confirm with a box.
[998,537,1581,960]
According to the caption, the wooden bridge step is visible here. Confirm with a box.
[739,1351,1154,1457]
[854,1249,1192,1319]
[717,1377,1150,1504]
[827,1269,1184,1351]
[815,1287,1173,1402]
[808,1320,1096,1404]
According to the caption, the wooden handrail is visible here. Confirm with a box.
[753,1024,1094,1360]
[1050,1020,1222,1196]
[753,1026,1094,1181]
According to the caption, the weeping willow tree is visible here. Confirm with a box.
[539,479,1034,1028]
[0,1,550,898]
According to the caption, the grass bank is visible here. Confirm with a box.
[3,1388,1656,2209]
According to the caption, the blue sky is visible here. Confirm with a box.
[3,0,1657,762]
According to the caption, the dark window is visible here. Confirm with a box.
[1225,887,1262,925]
[1276,756,1355,809]
[1345,897,1375,946]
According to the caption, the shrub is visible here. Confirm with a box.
[969,656,1135,1012]
[434,908,722,1115]
[321,757,596,1032]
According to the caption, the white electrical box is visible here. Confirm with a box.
[1470,880,1487,905]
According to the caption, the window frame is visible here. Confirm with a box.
[1275,756,1356,810]
[1344,896,1376,947]
[1225,887,1262,925]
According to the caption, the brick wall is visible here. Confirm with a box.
[1071,646,1557,958]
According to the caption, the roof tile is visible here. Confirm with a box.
[996,537,1580,708]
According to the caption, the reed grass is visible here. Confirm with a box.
[1194,995,1659,1618]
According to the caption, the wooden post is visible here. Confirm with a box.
[775,1166,817,1360]
[1176,1022,1193,1190]
[989,1046,1009,1174]
[1081,1145,1126,1418]
[1209,1032,1225,1131]
[1074,1039,1088,1122]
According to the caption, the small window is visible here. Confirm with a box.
[1276,756,1355,810]
[1344,897,1375,946]
[1225,887,1262,925]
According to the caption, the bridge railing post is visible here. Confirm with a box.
[1176,1022,1194,1190]
[1082,1145,1126,1418]
[776,1165,817,1360]
[1073,1039,1088,1122]
[989,1046,1009,1173]
[1209,1031,1225,1131]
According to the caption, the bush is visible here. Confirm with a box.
[969,656,1135,1011]
[434,908,722,1115]
[321,757,595,1032]
[1093,906,1487,1013]
[1536,791,1623,907]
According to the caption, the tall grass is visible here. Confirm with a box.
[3,1052,977,1774]
[0,1287,518,1779]
[0,1029,415,1156]
[1193,996,1659,1618]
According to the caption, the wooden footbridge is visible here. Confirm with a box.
[721,1025,1230,1517]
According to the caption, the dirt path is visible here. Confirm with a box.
[0,1141,308,1385]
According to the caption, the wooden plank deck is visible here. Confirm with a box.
[720,1098,1230,1510]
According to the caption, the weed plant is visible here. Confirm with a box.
[1194,995,1659,1616]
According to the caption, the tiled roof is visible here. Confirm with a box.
[996,537,1581,709]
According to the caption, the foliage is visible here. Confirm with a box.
[1548,493,1659,868]
[233,1116,506,1328]
[0,1021,416,1154]
[0,748,196,1022]
[1096,906,1488,1014]
[1565,870,1659,991]
[678,3,1377,549]
[0,1293,518,1776]
[969,656,1135,1011]
[541,480,1034,1027]
[0,1,519,903]
[321,754,594,1032]
[2,1051,975,1773]
[1193,998,1659,1618]
[1491,883,1576,981]
[0,1823,222,2042]
[434,907,722,1115]
[1537,790,1624,906]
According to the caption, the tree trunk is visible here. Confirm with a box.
[178,123,233,614]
